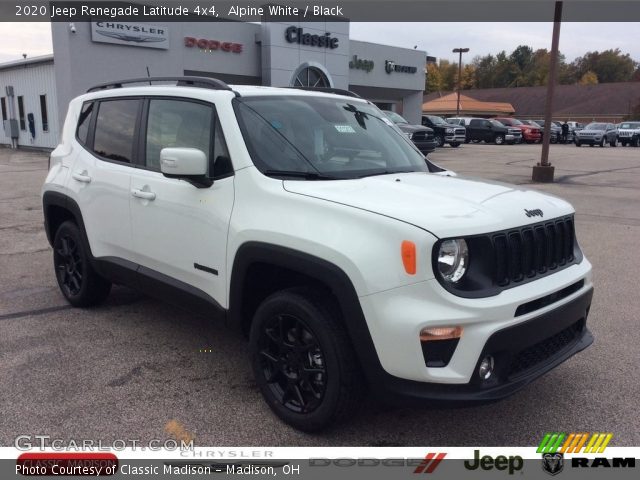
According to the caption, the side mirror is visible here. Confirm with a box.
[160,148,212,188]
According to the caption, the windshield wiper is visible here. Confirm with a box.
[263,170,339,180]
[357,169,418,178]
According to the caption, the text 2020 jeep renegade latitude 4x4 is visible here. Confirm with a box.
[42,77,594,431]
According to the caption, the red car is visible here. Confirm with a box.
[494,117,542,143]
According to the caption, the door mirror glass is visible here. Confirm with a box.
[160,147,208,176]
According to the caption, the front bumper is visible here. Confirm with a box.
[576,137,602,145]
[359,260,593,404]
[445,134,466,144]
[412,139,437,155]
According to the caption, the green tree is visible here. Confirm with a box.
[472,54,497,88]
[573,49,636,83]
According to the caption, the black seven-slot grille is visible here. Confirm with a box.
[492,216,576,287]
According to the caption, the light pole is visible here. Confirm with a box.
[453,48,469,116]
[533,1,562,183]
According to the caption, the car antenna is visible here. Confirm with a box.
[146,66,151,85]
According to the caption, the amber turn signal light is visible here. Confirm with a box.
[401,240,417,275]
[420,326,464,342]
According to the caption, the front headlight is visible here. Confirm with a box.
[446,128,455,134]
[436,239,468,282]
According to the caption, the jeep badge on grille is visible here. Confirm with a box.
[525,209,544,218]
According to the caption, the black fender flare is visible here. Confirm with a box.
[42,191,88,247]
[228,242,384,383]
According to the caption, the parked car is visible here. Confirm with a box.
[421,114,466,148]
[383,111,437,155]
[42,76,594,431]
[574,122,618,147]
[494,117,542,144]
[551,121,575,143]
[566,121,585,134]
[448,117,521,145]
[533,120,560,144]
[617,121,640,147]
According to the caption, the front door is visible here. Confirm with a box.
[129,97,235,308]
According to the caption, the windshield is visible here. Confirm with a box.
[585,123,607,130]
[502,118,522,125]
[620,122,640,129]
[489,120,506,128]
[234,96,429,180]
[382,110,409,125]
[427,115,448,125]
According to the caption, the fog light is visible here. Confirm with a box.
[478,355,494,380]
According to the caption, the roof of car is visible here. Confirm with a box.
[81,82,367,102]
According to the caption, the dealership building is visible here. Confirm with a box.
[0,20,426,150]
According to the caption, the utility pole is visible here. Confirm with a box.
[533,1,563,182]
[453,48,469,117]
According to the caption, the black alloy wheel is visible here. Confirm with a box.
[257,313,327,414]
[250,288,364,431]
[54,234,83,297]
[52,221,111,307]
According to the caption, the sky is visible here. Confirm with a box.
[1,22,639,64]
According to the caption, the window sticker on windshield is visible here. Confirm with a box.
[270,120,283,129]
[382,117,394,126]
[334,125,356,133]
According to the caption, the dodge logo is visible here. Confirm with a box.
[525,208,544,218]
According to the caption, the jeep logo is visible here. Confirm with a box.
[525,208,544,218]
[464,450,523,474]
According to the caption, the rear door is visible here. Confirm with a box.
[129,97,234,307]
[468,119,482,140]
[70,98,139,262]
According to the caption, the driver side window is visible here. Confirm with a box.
[144,98,234,179]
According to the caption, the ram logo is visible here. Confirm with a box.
[525,208,544,218]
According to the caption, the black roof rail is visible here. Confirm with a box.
[86,76,235,93]
[290,87,361,98]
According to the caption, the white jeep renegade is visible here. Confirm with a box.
[42,77,594,431]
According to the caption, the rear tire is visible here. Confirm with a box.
[249,288,364,432]
[575,141,582,147]
[53,221,111,307]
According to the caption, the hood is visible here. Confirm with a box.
[397,123,433,134]
[578,128,605,134]
[283,172,574,238]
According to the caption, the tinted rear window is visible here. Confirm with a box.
[76,102,93,146]
[93,100,139,163]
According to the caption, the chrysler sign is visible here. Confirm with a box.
[91,22,169,49]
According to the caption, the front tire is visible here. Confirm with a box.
[450,142,461,148]
[53,221,111,307]
[249,288,364,432]
[610,137,618,147]
[434,134,444,147]
[600,137,606,147]
[494,134,505,145]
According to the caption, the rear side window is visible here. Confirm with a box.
[470,119,482,127]
[76,102,94,146]
[93,100,139,163]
